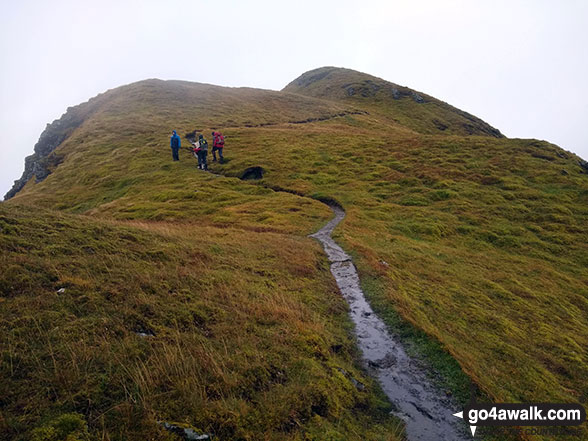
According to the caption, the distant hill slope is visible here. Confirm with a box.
[2,68,588,441]
[284,66,504,137]
[4,79,363,202]
[1,76,403,441]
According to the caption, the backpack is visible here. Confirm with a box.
[217,134,225,147]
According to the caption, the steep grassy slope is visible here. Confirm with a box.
[0,203,401,441]
[3,67,588,440]
[283,66,504,138]
[217,71,586,439]
[6,79,359,221]
[0,81,405,441]
[217,120,588,404]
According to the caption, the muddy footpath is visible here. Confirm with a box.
[310,205,469,441]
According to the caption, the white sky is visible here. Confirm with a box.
[1,0,587,198]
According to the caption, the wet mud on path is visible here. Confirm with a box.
[201,163,469,439]
[310,205,469,441]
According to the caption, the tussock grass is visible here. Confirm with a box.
[214,122,588,440]
[1,204,401,440]
[4,69,588,440]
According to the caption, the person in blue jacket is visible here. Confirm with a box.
[170,130,181,161]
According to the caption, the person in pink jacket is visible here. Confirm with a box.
[212,131,225,163]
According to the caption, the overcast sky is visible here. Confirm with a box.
[1,0,587,198]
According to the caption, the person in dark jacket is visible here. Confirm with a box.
[196,134,208,170]
[170,130,181,161]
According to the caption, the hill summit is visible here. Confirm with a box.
[2,67,588,441]
[284,66,504,137]
[5,67,508,201]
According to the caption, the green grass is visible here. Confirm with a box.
[283,66,504,137]
[0,203,402,441]
[4,67,588,440]
[214,124,588,440]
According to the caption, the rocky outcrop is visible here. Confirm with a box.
[4,94,106,200]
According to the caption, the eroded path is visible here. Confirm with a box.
[310,205,469,441]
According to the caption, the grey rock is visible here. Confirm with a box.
[350,376,366,391]
[135,328,156,337]
[159,422,211,440]
[412,91,424,103]
[336,367,366,391]
[368,352,397,369]
[4,93,107,200]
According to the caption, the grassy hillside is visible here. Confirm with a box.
[3,67,588,440]
[217,121,588,404]
[283,66,504,138]
[0,203,401,440]
[0,80,407,441]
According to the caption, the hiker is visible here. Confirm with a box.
[212,131,225,163]
[194,134,208,170]
[170,130,181,161]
